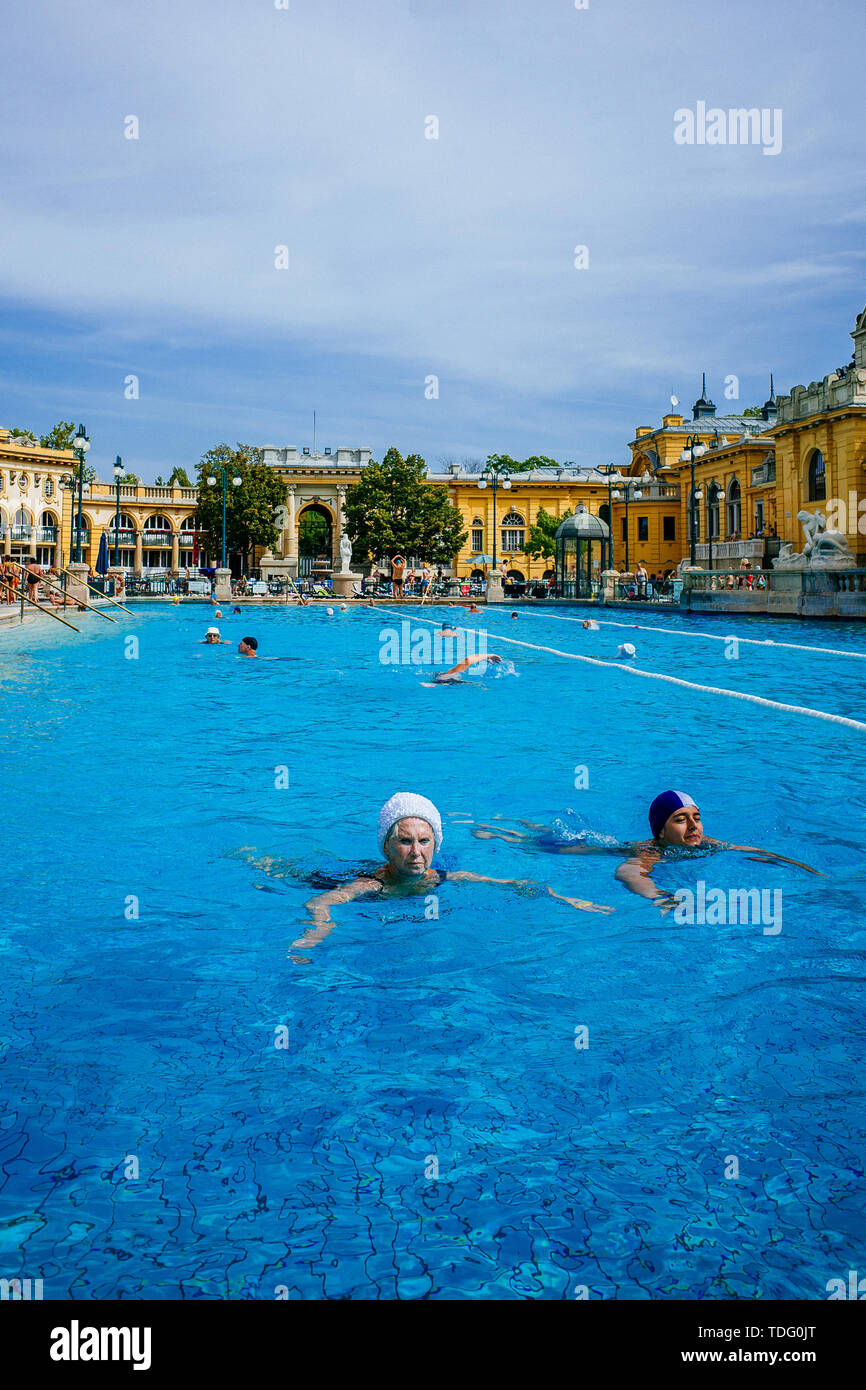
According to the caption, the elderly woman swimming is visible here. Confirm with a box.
[284,791,613,955]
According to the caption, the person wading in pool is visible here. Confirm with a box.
[462,791,818,904]
[289,793,613,953]
[614,790,819,908]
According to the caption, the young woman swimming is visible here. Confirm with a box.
[460,790,819,909]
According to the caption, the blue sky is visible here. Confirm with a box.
[1,0,865,481]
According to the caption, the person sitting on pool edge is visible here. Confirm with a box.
[615,790,819,908]
[290,792,614,953]
[238,636,258,657]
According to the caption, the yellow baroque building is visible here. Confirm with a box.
[625,305,866,573]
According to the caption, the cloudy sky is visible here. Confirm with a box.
[1,0,865,479]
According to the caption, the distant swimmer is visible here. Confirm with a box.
[288,792,614,956]
[326,607,334,616]
[615,790,821,910]
[440,620,458,636]
[465,603,481,613]
[340,603,348,611]
[617,642,636,658]
[215,609,223,619]
[422,653,504,686]
[233,606,242,614]
[238,636,258,657]
[511,612,519,620]
[582,619,599,630]
[201,626,229,645]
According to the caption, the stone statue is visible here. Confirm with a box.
[338,531,353,573]
[772,509,855,571]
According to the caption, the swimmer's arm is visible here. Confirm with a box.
[614,851,672,905]
[300,876,383,931]
[448,871,613,914]
[438,653,502,679]
[711,838,823,875]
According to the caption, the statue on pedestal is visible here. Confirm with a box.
[772,510,855,571]
[338,532,353,574]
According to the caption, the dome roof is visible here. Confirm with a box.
[555,509,609,540]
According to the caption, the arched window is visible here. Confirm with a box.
[13,506,31,527]
[501,510,525,552]
[707,482,721,539]
[114,514,136,530]
[144,513,172,530]
[807,450,826,501]
[726,477,741,537]
[44,477,54,496]
[40,510,58,526]
[470,516,484,552]
[180,516,196,531]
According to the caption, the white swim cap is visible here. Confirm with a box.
[617,642,636,658]
[377,792,443,855]
[326,607,334,616]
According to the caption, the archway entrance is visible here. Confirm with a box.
[298,504,333,577]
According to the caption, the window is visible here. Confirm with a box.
[755,501,765,533]
[807,450,826,501]
[144,513,172,530]
[471,526,483,551]
[45,478,54,496]
[621,518,627,542]
[707,482,721,539]
[637,516,648,542]
[726,477,741,536]
[689,489,701,541]
[501,510,525,552]
[663,516,676,541]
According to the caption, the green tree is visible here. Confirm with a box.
[343,447,468,563]
[195,444,284,568]
[742,406,763,417]
[487,452,561,474]
[525,506,573,561]
[39,420,78,451]
[119,472,140,485]
[167,466,192,487]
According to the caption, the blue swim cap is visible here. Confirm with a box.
[649,789,698,839]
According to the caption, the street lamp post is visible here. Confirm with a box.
[706,482,726,572]
[72,425,90,563]
[595,464,618,570]
[679,433,707,566]
[206,466,243,571]
[477,462,512,571]
[611,476,643,576]
[113,456,125,567]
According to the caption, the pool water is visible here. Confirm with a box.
[1,601,864,1300]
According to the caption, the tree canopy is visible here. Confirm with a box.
[525,506,573,561]
[343,447,468,562]
[40,420,78,451]
[486,452,563,474]
[195,444,284,562]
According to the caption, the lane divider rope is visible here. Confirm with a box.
[381,608,866,732]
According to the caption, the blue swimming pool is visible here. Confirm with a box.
[1,601,864,1299]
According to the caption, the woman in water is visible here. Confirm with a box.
[235,793,614,960]
[462,790,818,910]
[614,789,819,908]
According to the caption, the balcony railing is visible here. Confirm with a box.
[36,526,57,543]
[71,530,90,546]
[142,531,173,546]
[108,531,137,545]
[751,460,776,486]
[694,538,763,561]
[11,525,32,541]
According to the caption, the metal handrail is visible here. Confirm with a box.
[10,560,117,623]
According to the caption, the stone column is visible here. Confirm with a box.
[134,531,143,578]
[170,532,180,577]
[65,562,90,605]
[286,486,298,576]
[334,488,346,568]
[214,568,232,601]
